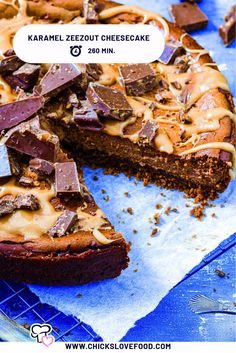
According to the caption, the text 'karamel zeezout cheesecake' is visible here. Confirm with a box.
[0,0,235,285]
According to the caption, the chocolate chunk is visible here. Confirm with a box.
[48,210,78,237]
[178,109,192,124]
[169,3,208,32]
[0,195,15,218]
[138,120,158,144]
[14,194,40,211]
[55,162,83,198]
[219,5,236,46]
[86,83,133,121]
[174,56,190,73]
[5,117,59,162]
[119,64,157,96]
[0,55,24,76]
[5,64,40,91]
[155,90,173,103]
[73,100,103,130]
[29,158,54,176]
[0,96,44,131]
[66,92,80,108]
[18,176,38,188]
[0,144,19,179]
[34,64,82,100]
[159,44,184,65]
[86,64,103,81]
[83,0,99,24]
[50,197,66,211]
[171,81,182,90]
[3,48,16,57]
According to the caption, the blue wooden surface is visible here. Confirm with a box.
[122,244,236,341]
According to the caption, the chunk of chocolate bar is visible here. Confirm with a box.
[169,3,208,32]
[5,64,40,91]
[83,0,99,24]
[86,64,103,81]
[73,100,103,130]
[0,96,43,131]
[48,210,78,237]
[34,64,82,100]
[66,92,80,108]
[138,120,158,144]
[55,162,82,198]
[219,5,236,46]
[3,48,16,57]
[29,158,54,176]
[159,44,184,65]
[0,55,24,76]
[86,83,133,121]
[5,117,59,162]
[14,194,40,211]
[174,56,190,73]
[18,176,38,188]
[0,144,18,179]
[119,64,157,96]
[0,195,15,218]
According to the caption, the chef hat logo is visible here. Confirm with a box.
[30,323,52,343]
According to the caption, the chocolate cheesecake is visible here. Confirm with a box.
[0,0,235,285]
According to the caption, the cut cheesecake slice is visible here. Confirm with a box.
[0,119,129,284]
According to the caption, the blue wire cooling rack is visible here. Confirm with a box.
[0,233,235,342]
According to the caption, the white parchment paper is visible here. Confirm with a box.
[29,168,236,341]
[28,0,236,342]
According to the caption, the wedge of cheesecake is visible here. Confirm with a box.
[0,115,128,285]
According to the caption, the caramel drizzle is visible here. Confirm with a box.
[179,142,236,168]
[0,0,18,11]
[0,179,113,242]
[0,179,61,240]
[98,5,170,40]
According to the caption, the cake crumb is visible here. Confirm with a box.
[76,293,83,298]
[150,228,159,237]
[233,302,236,307]
[133,268,138,273]
[103,195,110,202]
[190,205,205,220]
[133,229,138,234]
[155,203,162,209]
[124,192,130,197]
[215,269,229,278]
[93,175,98,181]
[127,241,132,251]
[23,323,30,330]
[101,188,106,194]
[153,213,160,225]
[127,207,133,215]
[211,212,216,218]
[164,206,171,215]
